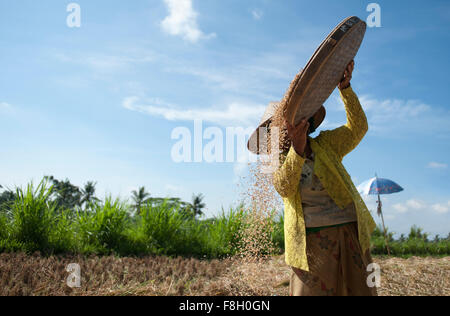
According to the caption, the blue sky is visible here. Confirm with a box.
[0,0,449,236]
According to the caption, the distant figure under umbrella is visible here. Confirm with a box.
[358,175,404,255]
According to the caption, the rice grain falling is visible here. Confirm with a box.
[233,84,292,263]
[234,159,283,264]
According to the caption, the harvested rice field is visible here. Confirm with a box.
[0,253,448,296]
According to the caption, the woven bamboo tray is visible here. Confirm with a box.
[248,16,366,155]
[284,16,366,125]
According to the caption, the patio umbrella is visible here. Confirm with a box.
[357,175,404,255]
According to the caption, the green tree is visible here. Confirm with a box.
[408,225,428,241]
[148,197,183,208]
[44,176,82,211]
[131,186,150,213]
[0,185,16,214]
[433,235,441,243]
[81,181,99,208]
[146,197,194,220]
[191,193,205,218]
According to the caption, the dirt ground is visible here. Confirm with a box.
[0,252,448,296]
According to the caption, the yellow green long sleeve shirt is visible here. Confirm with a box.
[273,86,376,272]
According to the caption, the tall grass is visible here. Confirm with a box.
[76,197,129,254]
[0,213,8,240]
[0,181,449,257]
[270,212,284,252]
[9,181,56,252]
[140,201,187,254]
[139,203,246,258]
[205,207,246,257]
[371,225,450,257]
[50,210,76,253]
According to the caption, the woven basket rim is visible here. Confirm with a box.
[248,16,366,155]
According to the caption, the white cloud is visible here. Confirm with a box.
[123,96,265,126]
[251,9,264,20]
[431,203,449,214]
[169,66,240,91]
[55,52,155,72]
[161,0,216,43]
[161,40,320,101]
[393,198,449,214]
[427,162,448,169]
[0,102,12,109]
[406,199,426,210]
[359,96,431,119]
[331,95,431,119]
[0,102,14,114]
[357,96,431,134]
[327,94,450,137]
[393,203,408,213]
[164,65,284,100]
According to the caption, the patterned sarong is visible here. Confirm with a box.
[289,222,378,296]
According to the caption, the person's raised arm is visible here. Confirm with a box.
[317,61,368,159]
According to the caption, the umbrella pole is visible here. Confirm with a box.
[377,193,391,256]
